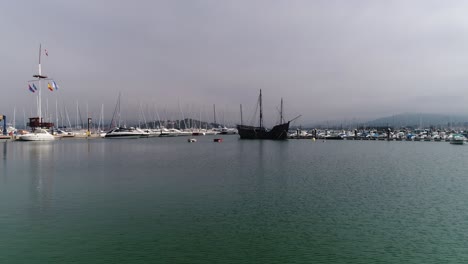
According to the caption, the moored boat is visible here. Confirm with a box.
[104,127,145,138]
[159,128,182,137]
[237,90,292,140]
[220,127,237,135]
[449,134,466,145]
[19,45,58,142]
[237,123,290,140]
[54,129,75,138]
[17,128,55,141]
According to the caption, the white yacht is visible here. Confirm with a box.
[159,128,182,137]
[204,129,219,135]
[178,129,192,136]
[54,129,75,138]
[104,127,145,139]
[136,127,150,138]
[449,134,466,145]
[191,129,206,136]
[142,129,160,137]
[17,128,55,141]
[220,127,237,135]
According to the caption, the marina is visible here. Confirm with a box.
[3,2,468,262]
[2,118,468,144]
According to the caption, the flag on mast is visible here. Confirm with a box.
[48,82,53,91]
[28,84,35,93]
[32,83,38,91]
[45,49,48,56]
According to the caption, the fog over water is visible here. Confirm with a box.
[2,1,468,126]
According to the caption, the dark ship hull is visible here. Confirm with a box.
[237,122,290,140]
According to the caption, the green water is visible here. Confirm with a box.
[1,137,468,263]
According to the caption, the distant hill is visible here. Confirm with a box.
[300,113,468,129]
[366,113,468,128]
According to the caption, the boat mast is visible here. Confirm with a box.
[23,109,26,128]
[38,45,41,122]
[178,100,187,129]
[199,107,202,130]
[117,93,121,127]
[46,98,49,122]
[13,107,16,128]
[76,101,79,129]
[31,44,51,128]
[213,104,217,127]
[280,98,283,124]
[55,99,58,128]
[65,106,72,129]
[259,89,263,128]
[240,104,243,126]
[37,45,43,122]
[98,104,104,131]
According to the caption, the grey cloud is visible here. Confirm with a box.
[2,0,468,126]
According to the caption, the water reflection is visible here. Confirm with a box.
[255,140,265,191]
[274,141,288,200]
[26,142,56,212]
[1,141,6,160]
[1,142,7,183]
[236,140,296,259]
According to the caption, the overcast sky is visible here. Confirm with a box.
[2,0,468,126]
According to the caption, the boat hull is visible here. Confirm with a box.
[159,133,178,137]
[449,134,466,145]
[104,134,142,139]
[237,122,290,140]
[17,133,55,141]
[104,127,146,139]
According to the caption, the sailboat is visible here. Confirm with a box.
[104,93,145,139]
[236,90,291,140]
[17,45,55,141]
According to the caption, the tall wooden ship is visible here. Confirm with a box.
[237,90,290,140]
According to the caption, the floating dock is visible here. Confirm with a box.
[0,135,11,142]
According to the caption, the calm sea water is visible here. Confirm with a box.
[1,137,468,263]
